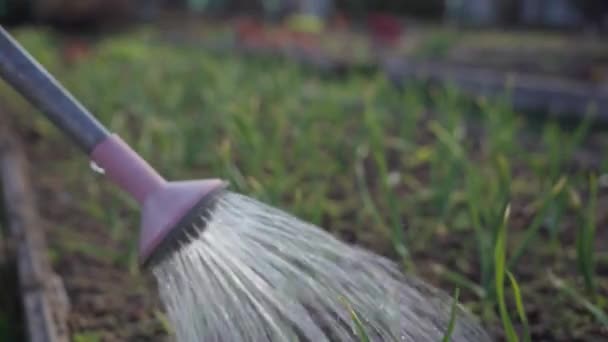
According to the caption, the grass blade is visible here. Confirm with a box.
[495,204,518,342]
[549,272,608,327]
[507,271,531,342]
[339,297,370,342]
[433,263,486,299]
[509,176,567,267]
[576,174,598,297]
[442,288,461,342]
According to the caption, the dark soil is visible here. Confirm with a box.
[15,124,170,341]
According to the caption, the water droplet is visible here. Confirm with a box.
[386,171,401,187]
[600,174,608,188]
[90,161,105,174]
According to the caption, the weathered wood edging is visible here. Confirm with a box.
[383,58,608,122]
[0,123,69,342]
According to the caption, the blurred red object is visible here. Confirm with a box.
[367,12,403,47]
[233,16,321,54]
[234,17,268,48]
[289,31,320,53]
[62,38,91,64]
[330,11,350,31]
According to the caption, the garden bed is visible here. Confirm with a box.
[0,24,607,341]
[0,122,69,342]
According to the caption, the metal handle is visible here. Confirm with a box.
[0,26,109,153]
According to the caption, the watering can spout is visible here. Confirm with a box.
[91,134,166,204]
[138,179,226,265]
[91,134,227,264]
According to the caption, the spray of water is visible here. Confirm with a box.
[153,192,491,341]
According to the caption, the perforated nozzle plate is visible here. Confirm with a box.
[139,181,227,267]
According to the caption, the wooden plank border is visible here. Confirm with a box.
[0,122,69,342]
[383,58,608,122]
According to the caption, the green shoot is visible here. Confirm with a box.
[506,271,531,342]
[495,204,518,342]
[509,176,567,268]
[339,297,370,342]
[73,331,102,342]
[155,310,174,334]
[433,264,486,299]
[549,272,608,327]
[442,288,461,342]
[576,174,598,298]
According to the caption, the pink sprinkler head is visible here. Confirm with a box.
[91,134,227,266]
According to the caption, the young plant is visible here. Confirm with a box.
[537,110,595,246]
[549,272,608,327]
[495,205,531,342]
[494,205,517,342]
[576,174,598,298]
[506,271,531,342]
[339,296,370,342]
[466,154,511,297]
[361,81,408,262]
[509,176,567,268]
[442,288,461,342]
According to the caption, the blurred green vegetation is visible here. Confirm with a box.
[73,331,102,342]
[2,26,607,340]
